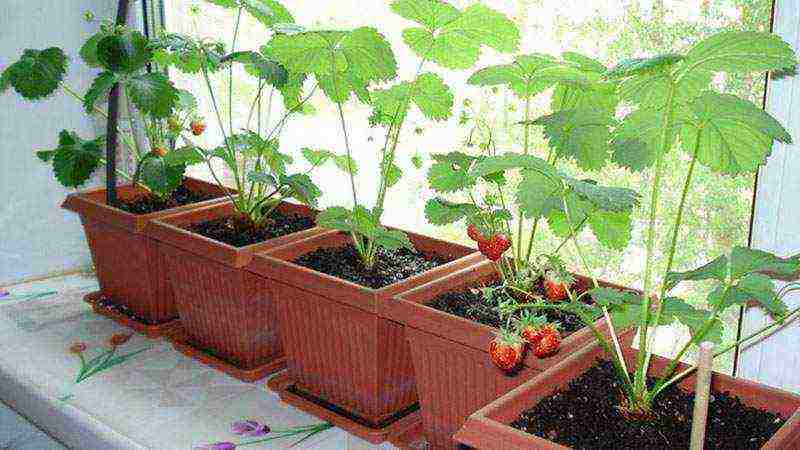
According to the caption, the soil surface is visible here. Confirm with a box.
[293,244,450,289]
[188,210,314,247]
[117,183,219,215]
[427,279,593,336]
[511,360,786,449]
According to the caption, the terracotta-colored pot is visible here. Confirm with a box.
[62,178,228,337]
[147,200,326,381]
[247,231,483,443]
[383,260,630,450]
[454,334,800,449]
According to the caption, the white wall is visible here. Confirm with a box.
[0,0,116,284]
[737,0,800,394]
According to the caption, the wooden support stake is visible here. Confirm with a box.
[690,341,715,450]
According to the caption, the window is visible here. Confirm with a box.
[163,0,773,373]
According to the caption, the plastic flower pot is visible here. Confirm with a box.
[62,177,228,337]
[247,231,482,444]
[382,260,631,450]
[147,200,326,381]
[453,333,800,450]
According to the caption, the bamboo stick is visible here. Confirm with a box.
[690,341,715,450]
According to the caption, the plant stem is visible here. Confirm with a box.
[515,96,532,270]
[635,79,677,396]
[645,127,704,376]
[229,7,243,137]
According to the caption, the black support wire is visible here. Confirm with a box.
[105,0,131,207]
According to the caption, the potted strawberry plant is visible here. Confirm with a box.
[382,49,642,448]
[144,1,339,381]
[454,31,800,450]
[247,0,520,442]
[1,23,230,336]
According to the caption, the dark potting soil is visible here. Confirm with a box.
[510,360,786,449]
[293,244,451,289]
[117,183,219,215]
[427,279,593,337]
[187,210,314,247]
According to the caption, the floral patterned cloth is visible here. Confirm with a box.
[0,274,400,450]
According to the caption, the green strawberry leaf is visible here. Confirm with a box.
[2,48,68,100]
[665,255,729,291]
[151,33,226,74]
[138,155,184,197]
[469,153,556,180]
[163,146,205,167]
[709,275,788,318]
[266,27,397,104]
[80,31,113,68]
[532,108,613,171]
[611,107,679,172]
[125,72,179,118]
[588,210,633,250]
[47,130,104,188]
[247,170,278,190]
[390,0,459,30]
[468,53,561,98]
[397,2,520,69]
[96,30,151,74]
[661,297,724,343]
[302,148,358,174]
[316,206,353,232]
[383,162,402,187]
[546,194,591,238]
[83,71,119,114]
[562,177,639,213]
[733,273,788,317]
[427,152,477,193]
[280,173,321,207]
[241,0,294,27]
[678,32,796,81]
[373,227,414,251]
[424,198,479,225]
[610,54,709,109]
[370,72,453,125]
[729,246,800,280]
[225,51,288,86]
[683,92,792,175]
[515,168,561,219]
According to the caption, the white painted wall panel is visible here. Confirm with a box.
[737,0,800,394]
[0,0,116,284]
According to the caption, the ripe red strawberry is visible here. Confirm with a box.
[151,146,167,157]
[190,120,206,136]
[533,324,561,358]
[543,278,568,301]
[467,223,485,243]
[478,234,512,261]
[489,331,525,372]
[516,313,547,347]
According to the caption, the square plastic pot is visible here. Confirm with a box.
[62,178,228,337]
[454,334,800,449]
[147,200,326,381]
[383,260,629,450]
[247,231,482,442]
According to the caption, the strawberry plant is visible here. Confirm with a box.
[1,23,198,199]
[426,52,637,287]
[149,0,347,227]
[506,31,800,417]
[265,0,520,269]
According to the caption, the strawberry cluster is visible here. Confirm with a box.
[467,224,511,262]
[489,314,562,372]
